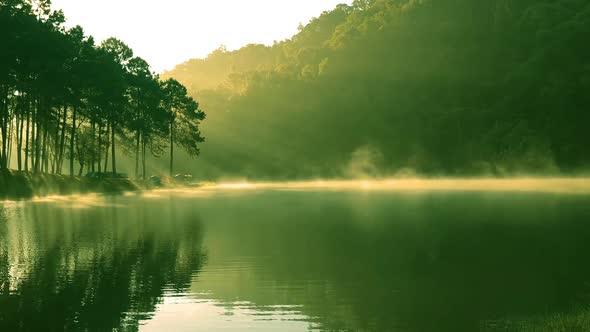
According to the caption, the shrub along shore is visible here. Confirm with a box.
[0,170,139,200]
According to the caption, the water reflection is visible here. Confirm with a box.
[1,189,590,331]
[177,191,590,331]
[0,198,206,331]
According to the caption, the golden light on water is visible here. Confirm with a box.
[214,183,259,190]
[204,178,590,194]
[3,178,590,207]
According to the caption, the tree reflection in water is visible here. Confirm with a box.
[0,198,206,332]
[2,191,590,332]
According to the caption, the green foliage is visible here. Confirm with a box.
[0,1,205,176]
[165,0,590,179]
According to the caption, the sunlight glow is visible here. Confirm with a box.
[4,179,590,207]
[50,0,352,72]
[141,298,316,332]
[203,178,590,194]
[30,193,125,209]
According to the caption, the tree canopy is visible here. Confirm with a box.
[164,0,590,179]
[0,0,205,178]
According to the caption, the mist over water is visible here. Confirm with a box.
[208,178,590,194]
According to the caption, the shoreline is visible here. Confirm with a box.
[3,172,590,201]
[0,170,141,200]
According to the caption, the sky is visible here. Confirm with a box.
[50,0,351,73]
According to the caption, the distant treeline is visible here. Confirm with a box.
[0,0,205,179]
[165,0,590,179]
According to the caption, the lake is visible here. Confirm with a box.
[1,180,590,331]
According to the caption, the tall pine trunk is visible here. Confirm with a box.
[24,105,30,172]
[69,105,76,176]
[41,118,48,173]
[135,130,140,178]
[51,108,60,174]
[111,118,116,174]
[91,120,96,172]
[0,88,7,171]
[104,121,109,173]
[6,111,14,170]
[17,110,23,171]
[57,105,67,174]
[97,121,102,173]
[142,132,146,180]
[169,120,174,176]
[33,100,41,174]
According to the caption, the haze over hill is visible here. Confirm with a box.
[164,0,590,180]
[50,0,352,73]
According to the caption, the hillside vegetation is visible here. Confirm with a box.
[164,0,590,179]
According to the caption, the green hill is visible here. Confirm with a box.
[164,0,590,179]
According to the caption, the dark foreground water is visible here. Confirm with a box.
[1,184,590,331]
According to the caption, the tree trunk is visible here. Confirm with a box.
[70,105,76,176]
[135,130,140,179]
[6,111,14,169]
[17,110,23,171]
[91,120,95,172]
[97,121,102,173]
[41,119,48,173]
[24,104,30,172]
[0,89,7,171]
[57,104,67,174]
[31,103,36,172]
[104,121,109,173]
[51,108,60,174]
[142,132,146,181]
[111,118,116,174]
[170,120,174,176]
[76,132,84,176]
[33,100,41,174]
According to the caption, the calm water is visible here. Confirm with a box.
[1,184,590,331]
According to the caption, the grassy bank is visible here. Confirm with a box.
[0,170,140,200]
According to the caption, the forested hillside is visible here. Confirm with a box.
[164,0,590,179]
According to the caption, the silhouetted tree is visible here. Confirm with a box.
[162,78,205,176]
[0,3,204,177]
